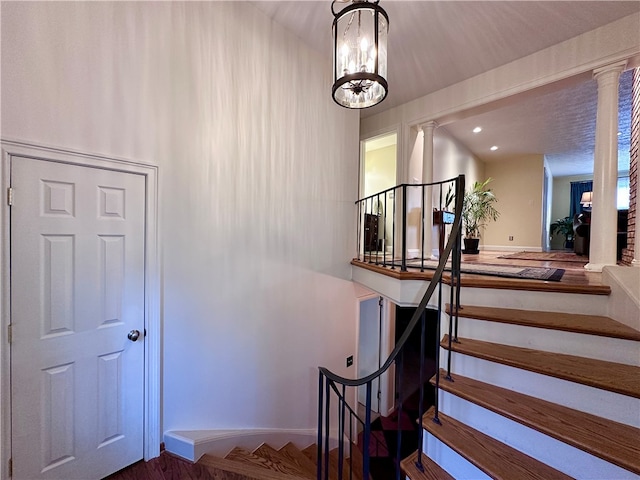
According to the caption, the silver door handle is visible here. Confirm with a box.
[127,329,141,342]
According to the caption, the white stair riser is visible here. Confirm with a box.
[438,350,640,428]
[444,316,640,366]
[459,287,607,315]
[422,430,490,480]
[438,392,640,479]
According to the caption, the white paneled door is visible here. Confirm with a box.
[10,157,145,479]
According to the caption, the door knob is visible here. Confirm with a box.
[127,329,141,342]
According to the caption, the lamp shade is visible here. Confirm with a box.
[580,191,593,207]
[332,1,389,109]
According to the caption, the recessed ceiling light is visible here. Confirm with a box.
[490,146,499,151]
[473,127,482,133]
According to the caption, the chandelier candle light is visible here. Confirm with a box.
[331,0,389,109]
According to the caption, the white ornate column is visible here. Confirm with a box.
[421,121,437,259]
[586,61,627,272]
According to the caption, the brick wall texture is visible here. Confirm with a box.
[621,67,638,265]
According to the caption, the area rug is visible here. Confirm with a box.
[405,259,565,282]
[498,251,588,263]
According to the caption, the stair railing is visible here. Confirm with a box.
[356,177,459,271]
[317,174,464,480]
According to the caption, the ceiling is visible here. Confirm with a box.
[252,1,640,177]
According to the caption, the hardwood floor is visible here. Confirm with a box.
[352,249,609,293]
[104,451,215,480]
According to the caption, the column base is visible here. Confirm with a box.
[584,262,616,272]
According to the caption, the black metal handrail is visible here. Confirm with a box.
[317,174,464,480]
[356,177,458,271]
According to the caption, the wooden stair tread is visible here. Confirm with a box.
[441,334,640,398]
[447,304,640,341]
[421,407,573,480]
[345,447,368,480]
[301,445,316,463]
[400,450,454,480]
[277,443,317,477]
[300,445,360,480]
[199,453,308,480]
[252,444,314,478]
[431,369,640,475]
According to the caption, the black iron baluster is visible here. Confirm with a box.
[383,190,388,267]
[324,380,331,480]
[420,184,425,271]
[447,235,456,379]
[338,385,346,480]
[433,299,442,425]
[401,185,407,271]
[391,187,397,269]
[317,372,324,480]
[357,200,363,262]
[363,382,372,480]
[395,349,404,480]
[415,309,427,472]
[376,193,382,265]
[349,409,354,480]
[454,213,462,343]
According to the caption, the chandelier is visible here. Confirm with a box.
[331,0,389,109]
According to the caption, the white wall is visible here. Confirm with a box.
[434,128,484,187]
[402,127,484,253]
[1,1,360,438]
[484,155,544,250]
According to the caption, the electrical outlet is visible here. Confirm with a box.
[508,236,514,241]
[346,355,353,367]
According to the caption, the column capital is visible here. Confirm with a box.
[593,60,627,80]
[418,120,438,132]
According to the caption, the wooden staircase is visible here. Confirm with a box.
[193,288,639,479]
[197,442,367,480]
[403,297,640,480]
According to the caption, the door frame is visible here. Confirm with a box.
[0,139,161,478]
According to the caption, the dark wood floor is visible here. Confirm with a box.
[104,451,215,480]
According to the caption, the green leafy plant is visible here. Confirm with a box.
[461,178,500,238]
[444,184,455,211]
[550,216,574,244]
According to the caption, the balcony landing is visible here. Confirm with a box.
[352,250,611,296]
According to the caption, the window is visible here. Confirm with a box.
[618,176,630,210]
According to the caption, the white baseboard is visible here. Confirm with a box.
[164,428,323,462]
[481,245,542,252]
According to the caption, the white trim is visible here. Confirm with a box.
[480,245,543,252]
[164,428,324,462]
[0,146,11,480]
[0,140,161,473]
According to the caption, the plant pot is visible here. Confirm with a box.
[463,238,480,254]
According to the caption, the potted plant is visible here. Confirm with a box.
[461,178,500,254]
[550,216,574,249]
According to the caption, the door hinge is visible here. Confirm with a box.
[7,324,12,344]
[8,457,12,477]
[378,296,383,307]
[7,187,13,206]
